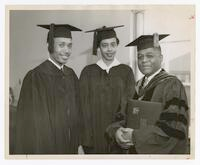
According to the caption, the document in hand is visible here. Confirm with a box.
[126,99,163,129]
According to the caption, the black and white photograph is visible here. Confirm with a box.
[5,4,195,159]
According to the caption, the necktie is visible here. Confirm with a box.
[143,76,148,88]
[60,66,64,72]
[138,76,148,95]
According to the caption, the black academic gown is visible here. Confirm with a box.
[79,64,135,154]
[15,60,80,154]
[107,69,189,154]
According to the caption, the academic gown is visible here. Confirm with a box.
[79,64,135,154]
[14,60,80,154]
[106,69,189,154]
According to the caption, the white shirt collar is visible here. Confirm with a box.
[96,58,120,73]
[48,57,63,70]
[145,68,162,85]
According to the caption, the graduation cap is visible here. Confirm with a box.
[85,25,124,55]
[37,23,82,53]
[125,33,169,51]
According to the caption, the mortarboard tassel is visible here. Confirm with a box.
[153,33,159,48]
[49,23,55,53]
[92,31,98,55]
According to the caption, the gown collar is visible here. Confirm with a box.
[96,58,120,73]
[48,57,63,71]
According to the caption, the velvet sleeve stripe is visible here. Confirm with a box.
[159,112,188,125]
[156,121,186,140]
[164,97,188,111]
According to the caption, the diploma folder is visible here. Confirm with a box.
[127,99,163,129]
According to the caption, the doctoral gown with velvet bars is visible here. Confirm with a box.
[106,69,189,154]
[79,64,135,154]
[15,60,80,154]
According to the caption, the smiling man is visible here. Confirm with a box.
[14,24,82,154]
[108,33,189,154]
[79,26,135,154]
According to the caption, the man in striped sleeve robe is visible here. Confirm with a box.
[106,33,189,154]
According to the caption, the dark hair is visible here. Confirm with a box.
[47,32,54,54]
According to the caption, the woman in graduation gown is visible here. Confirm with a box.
[79,26,135,154]
[14,24,82,154]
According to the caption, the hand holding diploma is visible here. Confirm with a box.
[115,127,134,149]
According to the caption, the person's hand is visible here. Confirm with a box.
[115,127,133,149]
[78,145,84,154]
[121,128,134,143]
